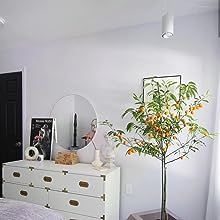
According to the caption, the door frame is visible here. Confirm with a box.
[0,67,27,159]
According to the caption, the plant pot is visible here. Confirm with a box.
[127,209,182,220]
[91,149,103,168]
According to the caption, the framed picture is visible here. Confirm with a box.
[143,75,182,103]
[30,118,56,160]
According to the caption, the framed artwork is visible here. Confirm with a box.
[30,118,56,160]
[143,75,182,103]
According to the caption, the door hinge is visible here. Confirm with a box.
[100,175,106,182]
[100,215,105,220]
[101,194,105,201]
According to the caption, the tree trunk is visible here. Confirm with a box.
[161,154,167,220]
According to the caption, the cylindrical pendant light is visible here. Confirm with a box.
[162,0,174,38]
[162,13,174,38]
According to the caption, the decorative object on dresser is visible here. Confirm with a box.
[102,135,116,169]
[49,94,97,151]
[82,118,104,169]
[91,149,103,169]
[37,154,44,162]
[24,146,39,161]
[102,76,213,220]
[103,147,116,169]
[2,160,120,220]
[55,151,79,165]
[30,118,56,160]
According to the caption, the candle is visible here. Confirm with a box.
[73,113,77,148]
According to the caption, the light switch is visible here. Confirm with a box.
[125,184,133,195]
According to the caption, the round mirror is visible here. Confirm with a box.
[50,94,97,150]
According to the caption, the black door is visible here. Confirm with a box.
[0,72,23,196]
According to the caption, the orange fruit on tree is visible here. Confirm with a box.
[198,103,203,108]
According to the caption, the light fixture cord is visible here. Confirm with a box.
[163,0,167,14]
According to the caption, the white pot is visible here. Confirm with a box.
[92,150,103,168]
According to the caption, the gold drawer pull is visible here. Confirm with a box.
[20,190,28,197]
[43,176,52,182]
[79,181,89,188]
[13,172,21,178]
[69,200,79,207]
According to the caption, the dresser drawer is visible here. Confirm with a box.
[3,165,32,185]
[58,210,99,220]
[49,191,105,218]
[32,169,104,197]
[31,169,64,190]
[65,173,104,197]
[3,182,48,206]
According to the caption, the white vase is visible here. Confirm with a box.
[92,150,103,168]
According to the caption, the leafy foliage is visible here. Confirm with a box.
[102,79,213,165]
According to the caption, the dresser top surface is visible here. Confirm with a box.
[3,160,120,176]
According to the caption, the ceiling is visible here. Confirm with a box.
[0,0,218,50]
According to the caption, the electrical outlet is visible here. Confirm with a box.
[125,184,133,195]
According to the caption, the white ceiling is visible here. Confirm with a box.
[0,0,218,50]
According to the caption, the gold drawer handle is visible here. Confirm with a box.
[69,200,79,207]
[20,190,28,197]
[43,176,52,182]
[79,181,89,188]
[13,172,21,178]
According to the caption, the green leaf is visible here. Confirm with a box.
[169,93,177,102]
[143,128,150,135]
[117,129,125,134]
[133,93,140,101]
[116,143,121,148]
[144,82,151,88]
[126,122,134,132]
[198,127,209,136]
[122,108,134,118]
[192,146,199,151]
[107,131,114,136]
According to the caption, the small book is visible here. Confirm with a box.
[30,118,56,160]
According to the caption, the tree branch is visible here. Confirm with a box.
[165,135,207,165]
[165,134,196,158]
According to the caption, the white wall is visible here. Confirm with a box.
[205,40,220,220]
[205,75,220,220]
[0,12,219,220]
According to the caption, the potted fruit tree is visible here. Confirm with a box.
[102,78,213,220]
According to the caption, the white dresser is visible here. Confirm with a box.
[2,160,120,220]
